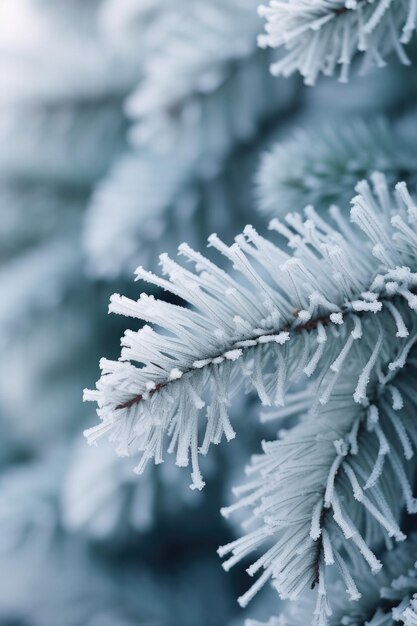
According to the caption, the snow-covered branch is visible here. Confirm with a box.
[85,175,417,496]
[258,0,417,84]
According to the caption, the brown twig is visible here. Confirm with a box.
[335,6,349,16]
[311,505,327,589]
[116,309,332,410]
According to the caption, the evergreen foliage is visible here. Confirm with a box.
[256,117,417,218]
[87,173,417,621]
[83,0,299,277]
[4,1,417,625]
[258,0,417,85]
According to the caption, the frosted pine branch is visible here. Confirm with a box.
[0,237,81,347]
[258,0,417,85]
[62,438,199,539]
[0,451,66,552]
[259,533,417,626]
[0,102,126,187]
[83,0,297,278]
[83,151,195,277]
[220,359,417,618]
[126,0,279,153]
[403,598,417,626]
[86,174,417,493]
[257,118,417,218]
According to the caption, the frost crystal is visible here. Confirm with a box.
[258,0,417,84]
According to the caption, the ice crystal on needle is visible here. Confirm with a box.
[258,0,417,84]
[85,174,417,509]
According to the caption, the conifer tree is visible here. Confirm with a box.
[4,1,417,625]
[84,2,417,625]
